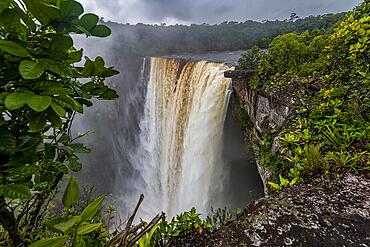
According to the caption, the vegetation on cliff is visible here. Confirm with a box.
[239,0,370,187]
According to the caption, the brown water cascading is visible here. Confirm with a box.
[137,57,233,217]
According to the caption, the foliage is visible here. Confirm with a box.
[104,13,346,58]
[244,1,370,188]
[156,208,212,245]
[268,175,297,190]
[234,104,252,130]
[327,1,370,85]
[250,31,328,92]
[30,177,108,247]
[206,207,242,230]
[238,45,263,70]
[0,0,119,246]
[127,208,227,247]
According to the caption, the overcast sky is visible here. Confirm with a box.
[79,0,362,25]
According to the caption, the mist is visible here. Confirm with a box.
[70,0,364,219]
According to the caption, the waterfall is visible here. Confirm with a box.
[137,57,233,217]
[73,36,262,220]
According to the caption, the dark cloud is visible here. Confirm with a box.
[80,0,362,24]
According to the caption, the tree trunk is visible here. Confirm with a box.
[0,196,21,246]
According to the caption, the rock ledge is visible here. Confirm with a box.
[173,173,370,247]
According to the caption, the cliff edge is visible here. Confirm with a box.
[172,173,370,246]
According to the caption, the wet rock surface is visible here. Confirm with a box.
[226,70,293,192]
[172,173,370,246]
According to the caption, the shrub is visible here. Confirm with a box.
[0,0,119,245]
[238,45,263,70]
[244,1,370,188]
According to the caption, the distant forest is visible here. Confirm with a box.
[103,13,345,58]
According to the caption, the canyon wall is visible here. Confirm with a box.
[225,70,292,192]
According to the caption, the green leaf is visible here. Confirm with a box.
[0,92,8,104]
[81,59,94,76]
[69,143,91,153]
[54,95,83,113]
[59,134,71,144]
[67,49,83,63]
[19,60,45,79]
[5,165,40,182]
[0,184,31,199]
[78,99,93,107]
[0,40,29,57]
[62,176,79,208]
[44,161,68,174]
[44,143,56,160]
[44,218,67,233]
[60,0,83,18]
[39,3,61,21]
[0,128,16,155]
[93,56,105,71]
[72,22,91,35]
[27,95,52,112]
[100,89,119,100]
[90,25,111,37]
[29,236,67,247]
[67,155,82,172]
[100,67,120,77]
[79,13,99,31]
[51,102,66,117]
[0,8,26,36]
[268,181,282,190]
[13,2,36,31]
[77,223,102,235]
[143,223,160,246]
[47,110,62,128]
[29,114,47,132]
[5,91,34,111]
[23,0,50,25]
[7,152,37,168]
[50,35,73,53]
[38,59,72,77]
[279,175,289,187]
[54,216,80,234]
[80,195,105,222]
[80,81,95,92]
[41,86,74,96]
[289,177,299,186]
[0,0,10,14]
[16,135,42,152]
[0,118,5,127]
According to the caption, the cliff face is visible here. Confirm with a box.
[225,70,291,135]
[170,69,370,247]
[225,70,292,192]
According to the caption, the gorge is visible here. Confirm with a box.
[136,57,264,218]
[74,53,265,219]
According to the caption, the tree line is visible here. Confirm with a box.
[103,13,345,58]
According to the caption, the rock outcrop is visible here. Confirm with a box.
[171,173,370,247]
[225,70,291,135]
[207,173,370,247]
[225,70,292,193]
